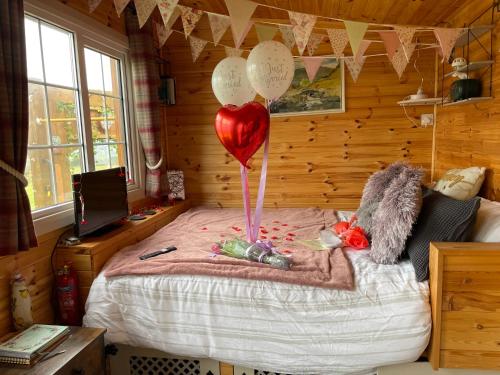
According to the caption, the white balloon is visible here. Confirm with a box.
[246,41,295,100]
[211,57,256,106]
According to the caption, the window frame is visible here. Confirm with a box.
[24,0,145,235]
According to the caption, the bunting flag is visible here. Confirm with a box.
[155,20,172,47]
[391,47,409,79]
[355,40,370,63]
[288,11,317,55]
[434,27,466,62]
[279,24,296,50]
[225,0,258,49]
[225,46,243,57]
[344,20,368,56]
[255,24,278,42]
[165,6,180,30]
[404,42,417,62]
[157,0,179,29]
[207,13,231,45]
[178,5,204,38]
[326,29,349,57]
[234,21,253,49]
[306,33,324,56]
[393,26,417,61]
[344,56,365,82]
[136,0,157,28]
[302,57,324,81]
[114,0,131,16]
[89,0,102,12]
[379,30,400,60]
[188,35,208,62]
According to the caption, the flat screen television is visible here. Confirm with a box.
[72,167,128,237]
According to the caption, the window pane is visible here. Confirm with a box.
[25,149,56,210]
[53,147,82,203]
[24,17,44,81]
[102,54,121,97]
[110,143,126,168]
[94,144,110,170]
[47,87,81,145]
[28,83,49,145]
[41,23,75,87]
[89,94,107,143]
[105,97,125,142]
[84,48,104,93]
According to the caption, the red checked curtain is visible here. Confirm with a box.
[0,0,38,255]
[126,10,166,198]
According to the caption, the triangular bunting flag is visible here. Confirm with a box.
[234,21,253,49]
[434,28,466,62]
[207,13,231,46]
[344,56,365,83]
[302,57,324,81]
[404,43,417,62]
[188,35,208,62]
[355,40,370,64]
[391,47,409,79]
[89,0,102,13]
[288,11,317,55]
[225,0,258,48]
[136,0,157,28]
[255,24,278,42]
[279,24,296,50]
[393,26,417,61]
[155,20,172,47]
[114,0,130,16]
[344,20,368,56]
[224,46,243,57]
[178,5,203,38]
[157,0,179,29]
[379,30,400,60]
[307,33,324,56]
[326,29,349,57]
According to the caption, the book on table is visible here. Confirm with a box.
[0,324,69,366]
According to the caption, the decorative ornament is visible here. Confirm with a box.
[391,47,409,79]
[225,0,258,49]
[344,20,368,56]
[188,35,208,62]
[326,29,349,57]
[155,20,172,47]
[157,0,179,29]
[344,56,365,83]
[288,11,317,55]
[89,0,103,13]
[135,0,157,28]
[207,13,232,46]
[279,24,296,50]
[355,40,371,64]
[113,0,131,16]
[211,57,256,106]
[378,30,401,60]
[393,26,417,61]
[301,57,324,82]
[434,27,466,63]
[246,40,295,100]
[255,24,278,42]
[225,46,243,57]
[307,33,324,56]
[178,5,204,38]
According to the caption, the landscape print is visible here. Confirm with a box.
[269,58,345,116]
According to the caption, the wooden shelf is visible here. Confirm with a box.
[442,96,493,106]
[397,97,443,106]
[444,60,494,78]
[454,25,494,47]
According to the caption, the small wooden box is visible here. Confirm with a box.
[428,242,500,370]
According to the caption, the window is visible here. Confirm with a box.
[23,8,138,217]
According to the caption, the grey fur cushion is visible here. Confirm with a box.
[370,166,424,264]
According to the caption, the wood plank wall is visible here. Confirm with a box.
[162,26,436,209]
[434,0,500,200]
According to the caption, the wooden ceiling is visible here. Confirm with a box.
[180,0,464,26]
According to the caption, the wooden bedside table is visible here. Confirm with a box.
[0,326,106,375]
[428,242,500,371]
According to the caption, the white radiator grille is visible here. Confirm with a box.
[129,356,201,375]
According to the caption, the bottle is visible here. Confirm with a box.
[11,273,33,330]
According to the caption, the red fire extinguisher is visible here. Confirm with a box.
[56,263,81,325]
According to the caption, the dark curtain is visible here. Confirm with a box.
[0,0,37,254]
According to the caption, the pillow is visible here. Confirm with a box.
[405,189,480,281]
[434,166,485,200]
[471,198,500,242]
[370,166,424,264]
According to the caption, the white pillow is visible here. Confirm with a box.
[471,198,500,242]
[434,166,485,201]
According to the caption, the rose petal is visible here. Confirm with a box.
[282,223,288,226]
[273,220,280,223]
[271,236,278,240]
[261,235,267,239]
[287,233,296,237]
[272,227,280,231]
[261,229,269,234]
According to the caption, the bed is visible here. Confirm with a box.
[83,207,431,375]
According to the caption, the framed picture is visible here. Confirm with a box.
[269,58,345,116]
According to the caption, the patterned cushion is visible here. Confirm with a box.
[434,166,485,201]
[405,189,480,281]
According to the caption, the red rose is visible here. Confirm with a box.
[334,221,350,235]
[343,229,369,250]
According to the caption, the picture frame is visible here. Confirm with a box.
[269,58,345,117]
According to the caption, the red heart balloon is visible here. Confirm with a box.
[215,102,270,168]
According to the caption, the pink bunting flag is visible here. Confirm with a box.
[89,0,102,13]
[302,57,324,82]
[207,13,231,46]
[279,24,296,50]
[224,46,243,57]
[434,27,466,62]
[344,56,365,83]
[114,0,131,16]
[225,0,258,49]
[379,30,400,60]
[326,29,349,57]
[393,26,417,61]
[391,47,410,79]
[155,20,172,47]
[136,0,157,28]
[355,40,371,64]
[288,11,317,55]
[178,5,204,38]
[188,35,208,62]
[157,0,179,29]
[307,33,324,56]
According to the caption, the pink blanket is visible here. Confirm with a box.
[104,207,354,290]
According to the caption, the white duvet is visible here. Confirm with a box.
[83,250,431,375]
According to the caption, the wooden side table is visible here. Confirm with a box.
[0,327,106,375]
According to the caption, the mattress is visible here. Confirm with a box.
[83,250,431,375]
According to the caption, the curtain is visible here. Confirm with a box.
[126,10,166,198]
[0,0,37,255]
